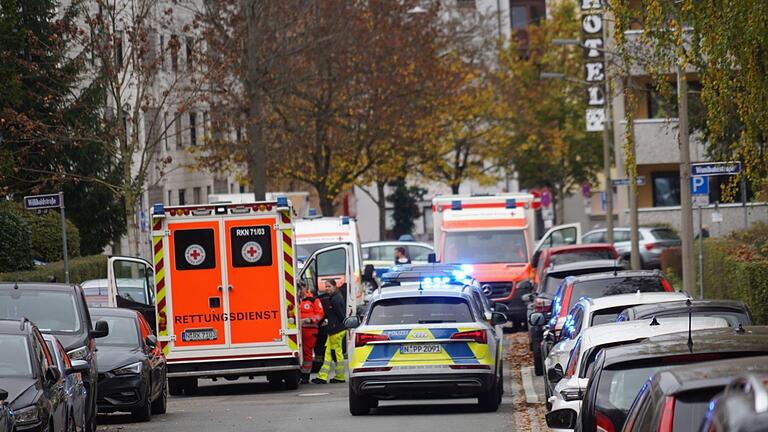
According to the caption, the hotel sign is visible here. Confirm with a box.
[581,0,606,132]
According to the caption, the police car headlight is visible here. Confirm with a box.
[15,406,40,425]
[112,362,142,375]
[67,346,90,361]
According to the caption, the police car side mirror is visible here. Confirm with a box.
[344,316,361,329]
[548,364,565,384]
[529,312,546,327]
[546,408,577,430]
[427,253,437,264]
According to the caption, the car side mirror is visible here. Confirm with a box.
[91,320,109,339]
[492,302,509,314]
[543,330,555,343]
[532,250,542,268]
[545,408,578,429]
[548,364,565,384]
[344,316,361,329]
[491,312,507,326]
[145,334,158,348]
[522,293,535,303]
[517,280,533,294]
[66,360,90,375]
[45,366,61,383]
[362,264,375,282]
[0,388,7,401]
[427,253,437,264]
[529,312,546,327]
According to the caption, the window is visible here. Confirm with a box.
[174,113,182,149]
[0,291,82,332]
[239,184,245,193]
[170,35,179,72]
[567,277,665,311]
[316,248,347,277]
[367,297,473,325]
[456,0,476,8]
[186,36,194,70]
[423,206,434,236]
[407,245,433,261]
[91,315,140,347]
[203,111,209,138]
[193,187,202,204]
[178,189,186,206]
[167,190,172,205]
[443,230,528,264]
[189,112,197,146]
[163,112,169,151]
[0,335,33,376]
[613,230,631,242]
[206,185,211,201]
[511,6,528,29]
[652,172,681,207]
[114,30,124,70]
[583,231,606,244]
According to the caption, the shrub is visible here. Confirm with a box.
[0,201,81,262]
[0,254,107,284]
[660,246,682,280]
[0,210,33,272]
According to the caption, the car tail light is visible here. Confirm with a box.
[534,297,549,313]
[355,333,389,347]
[644,242,662,251]
[596,411,615,432]
[352,366,392,373]
[657,396,675,432]
[450,330,487,344]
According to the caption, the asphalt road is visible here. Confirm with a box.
[97,361,519,432]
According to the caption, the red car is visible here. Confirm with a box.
[532,243,619,288]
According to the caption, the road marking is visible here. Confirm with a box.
[520,366,541,404]
[297,392,330,397]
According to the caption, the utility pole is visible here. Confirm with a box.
[678,64,695,294]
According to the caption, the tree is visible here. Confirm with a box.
[0,0,125,254]
[610,0,768,200]
[386,178,426,239]
[494,3,602,222]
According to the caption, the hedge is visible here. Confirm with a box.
[0,211,33,272]
[0,201,81,263]
[0,254,107,284]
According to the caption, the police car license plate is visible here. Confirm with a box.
[182,329,217,342]
[400,344,441,354]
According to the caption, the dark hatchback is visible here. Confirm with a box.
[90,308,167,422]
[616,299,752,326]
[0,319,87,432]
[0,283,108,432]
[574,327,768,432]
[623,354,768,432]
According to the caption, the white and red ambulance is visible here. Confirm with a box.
[106,198,304,394]
[432,194,580,326]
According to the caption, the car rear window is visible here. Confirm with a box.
[551,250,615,265]
[672,388,722,432]
[643,310,750,327]
[544,276,564,295]
[568,277,665,310]
[650,228,679,240]
[367,297,473,325]
[595,365,670,432]
[591,306,634,326]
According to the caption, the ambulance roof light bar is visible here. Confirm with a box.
[341,216,350,225]
[276,195,289,210]
[451,200,462,210]
[505,199,516,209]
[152,203,165,216]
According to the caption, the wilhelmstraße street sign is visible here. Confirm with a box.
[611,176,646,187]
[691,161,741,176]
[24,193,62,210]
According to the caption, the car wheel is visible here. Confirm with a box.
[478,378,500,412]
[151,383,168,415]
[267,373,284,390]
[348,384,371,416]
[182,378,198,396]
[168,378,184,396]
[86,398,97,432]
[533,345,544,376]
[283,371,300,390]
[131,385,152,422]
[497,362,504,403]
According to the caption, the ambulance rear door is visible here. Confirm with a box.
[298,244,357,317]
[107,256,156,330]
[532,223,582,258]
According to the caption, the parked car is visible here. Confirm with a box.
[544,316,728,417]
[0,283,109,432]
[701,372,768,432]
[582,226,681,269]
[525,259,623,375]
[362,241,434,278]
[531,243,619,288]
[90,307,167,422]
[0,318,86,432]
[616,299,752,326]
[80,279,110,307]
[42,334,89,432]
[623,347,768,432]
[0,387,11,432]
[578,326,768,432]
[543,291,690,388]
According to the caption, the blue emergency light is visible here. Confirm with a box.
[308,208,318,217]
[276,196,289,208]
[505,199,516,209]
[152,203,164,215]
[451,200,462,210]
[341,216,350,225]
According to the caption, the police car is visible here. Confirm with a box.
[344,280,507,415]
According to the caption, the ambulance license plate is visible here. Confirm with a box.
[182,329,218,342]
[400,344,441,354]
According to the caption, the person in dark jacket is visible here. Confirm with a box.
[312,279,347,384]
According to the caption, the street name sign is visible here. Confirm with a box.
[691,161,741,176]
[24,193,62,210]
[611,176,645,187]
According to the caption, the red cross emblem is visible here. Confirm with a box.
[184,244,206,266]
[241,241,262,263]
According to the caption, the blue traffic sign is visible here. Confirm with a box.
[691,176,709,195]
[691,161,741,176]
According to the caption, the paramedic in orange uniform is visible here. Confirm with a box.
[299,281,324,383]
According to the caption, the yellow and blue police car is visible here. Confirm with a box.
[344,279,507,415]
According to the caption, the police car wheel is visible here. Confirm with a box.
[478,378,500,412]
[348,386,372,415]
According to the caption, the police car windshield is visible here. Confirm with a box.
[443,230,527,264]
[0,290,82,333]
[367,297,473,325]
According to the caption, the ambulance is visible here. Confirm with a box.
[431,194,580,326]
[105,198,303,395]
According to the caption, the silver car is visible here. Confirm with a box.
[43,334,89,432]
[0,388,11,432]
[581,227,681,269]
